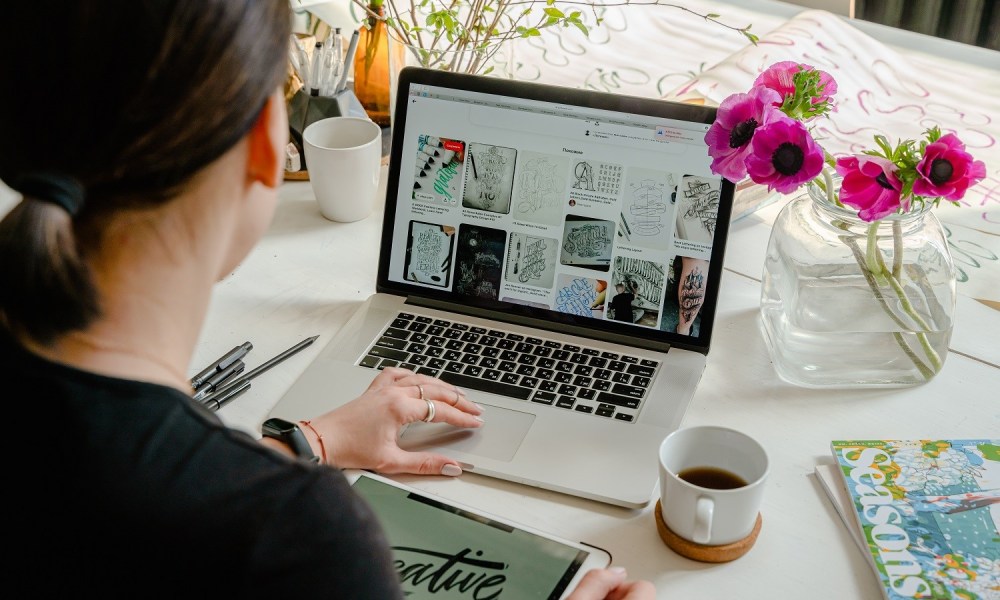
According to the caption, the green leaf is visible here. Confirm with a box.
[544,7,565,18]
[483,66,495,75]
[573,20,589,35]
[707,13,720,18]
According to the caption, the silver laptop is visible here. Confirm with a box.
[269,67,735,509]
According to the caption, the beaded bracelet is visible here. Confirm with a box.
[298,420,327,465]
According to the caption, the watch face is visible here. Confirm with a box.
[262,417,297,436]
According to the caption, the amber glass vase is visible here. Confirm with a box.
[353,2,400,126]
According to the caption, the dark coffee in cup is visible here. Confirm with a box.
[677,466,747,490]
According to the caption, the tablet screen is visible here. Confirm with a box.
[352,474,590,599]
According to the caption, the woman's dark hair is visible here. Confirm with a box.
[0,1,291,343]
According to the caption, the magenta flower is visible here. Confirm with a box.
[753,61,837,107]
[704,85,783,181]
[835,155,905,222]
[912,133,987,201]
[745,117,825,194]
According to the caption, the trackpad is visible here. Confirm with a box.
[399,404,534,462]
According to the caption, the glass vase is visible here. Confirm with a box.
[759,178,957,388]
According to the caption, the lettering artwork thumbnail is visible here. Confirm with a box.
[454,224,507,300]
[674,174,721,245]
[505,232,558,289]
[554,274,607,319]
[622,168,673,252]
[659,254,710,336]
[560,214,615,271]
[463,143,517,214]
[413,134,466,205]
[513,151,570,226]
[610,256,664,328]
[404,221,456,288]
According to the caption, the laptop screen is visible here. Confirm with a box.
[377,68,734,354]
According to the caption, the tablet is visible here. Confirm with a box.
[346,471,612,599]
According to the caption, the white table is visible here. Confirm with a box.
[195,159,999,597]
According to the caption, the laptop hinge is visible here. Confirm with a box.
[405,296,673,354]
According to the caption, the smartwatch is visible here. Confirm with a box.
[261,417,320,463]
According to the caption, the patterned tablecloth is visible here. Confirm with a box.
[508,3,1000,302]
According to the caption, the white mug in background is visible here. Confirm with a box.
[658,426,769,546]
[302,116,382,222]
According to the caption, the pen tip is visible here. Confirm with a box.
[307,335,319,342]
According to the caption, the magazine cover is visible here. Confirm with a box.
[830,439,1000,600]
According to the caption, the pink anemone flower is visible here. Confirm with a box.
[745,117,825,194]
[912,133,987,201]
[704,85,783,182]
[835,155,904,222]
[753,61,837,106]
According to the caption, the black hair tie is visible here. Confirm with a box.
[13,171,86,217]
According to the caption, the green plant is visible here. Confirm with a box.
[351,0,758,74]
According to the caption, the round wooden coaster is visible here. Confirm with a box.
[654,500,762,563]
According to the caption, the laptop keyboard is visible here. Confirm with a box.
[357,312,661,423]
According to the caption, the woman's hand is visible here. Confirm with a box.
[566,568,656,600]
[304,367,484,476]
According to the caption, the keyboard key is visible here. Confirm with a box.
[532,346,552,357]
[482,347,500,358]
[633,376,651,388]
[570,353,589,364]
[484,369,501,381]
[573,376,593,388]
[426,347,444,358]
[463,365,483,377]
[517,354,537,366]
[376,336,407,350]
[515,342,535,353]
[445,361,464,373]
[578,388,597,401]
[596,406,615,417]
[461,332,481,343]
[544,340,562,349]
[536,368,554,380]
[470,326,487,334]
[506,333,524,342]
[552,350,571,361]
[612,372,631,383]
[563,344,580,352]
[450,323,469,331]
[410,355,428,365]
[498,361,516,372]
[464,343,483,355]
[359,355,380,368]
[516,365,536,376]
[480,336,499,347]
[427,325,445,336]
[417,367,438,376]
[410,333,429,343]
[621,355,639,364]
[537,358,556,369]
[526,337,543,345]
[379,359,399,369]
[400,363,418,371]
[555,372,573,383]
[406,343,427,354]
[444,350,462,362]
[593,380,612,391]
[500,350,518,361]
[520,376,540,388]
[443,329,463,339]
[429,336,446,347]
[497,339,516,350]
[608,360,627,372]
[582,348,600,356]
[369,345,409,362]
[594,369,612,380]
[573,364,593,376]
[415,315,433,324]
[398,313,415,320]
[588,356,608,368]
[600,351,619,359]
[555,361,574,372]
[445,340,464,351]
[575,405,594,414]
[597,391,640,409]
[612,383,646,399]
[434,319,450,326]
[407,321,427,333]
[391,318,411,328]
[539,380,558,392]
[500,372,520,385]
[532,391,556,405]
[557,384,578,396]
[488,330,506,338]
[428,358,447,370]
[480,357,498,368]
[626,364,655,378]
[556,396,575,409]
[461,354,480,365]
[640,359,658,367]
[614,413,635,422]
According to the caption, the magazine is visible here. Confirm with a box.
[825,439,1000,600]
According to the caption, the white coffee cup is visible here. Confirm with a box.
[302,116,382,222]
[658,426,769,546]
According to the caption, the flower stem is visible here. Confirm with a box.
[843,237,935,380]
[892,220,903,279]
[873,248,943,372]
[822,167,837,206]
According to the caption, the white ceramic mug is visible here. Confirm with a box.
[658,426,769,546]
[302,116,382,222]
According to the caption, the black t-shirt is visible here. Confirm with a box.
[4,331,403,598]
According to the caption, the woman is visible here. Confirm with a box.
[0,2,653,598]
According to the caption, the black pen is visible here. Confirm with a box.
[190,341,253,390]
[193,359,246,402]
[201,335,319,403]
[203,380,251,412]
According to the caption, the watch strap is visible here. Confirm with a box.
[261,417,320,463]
